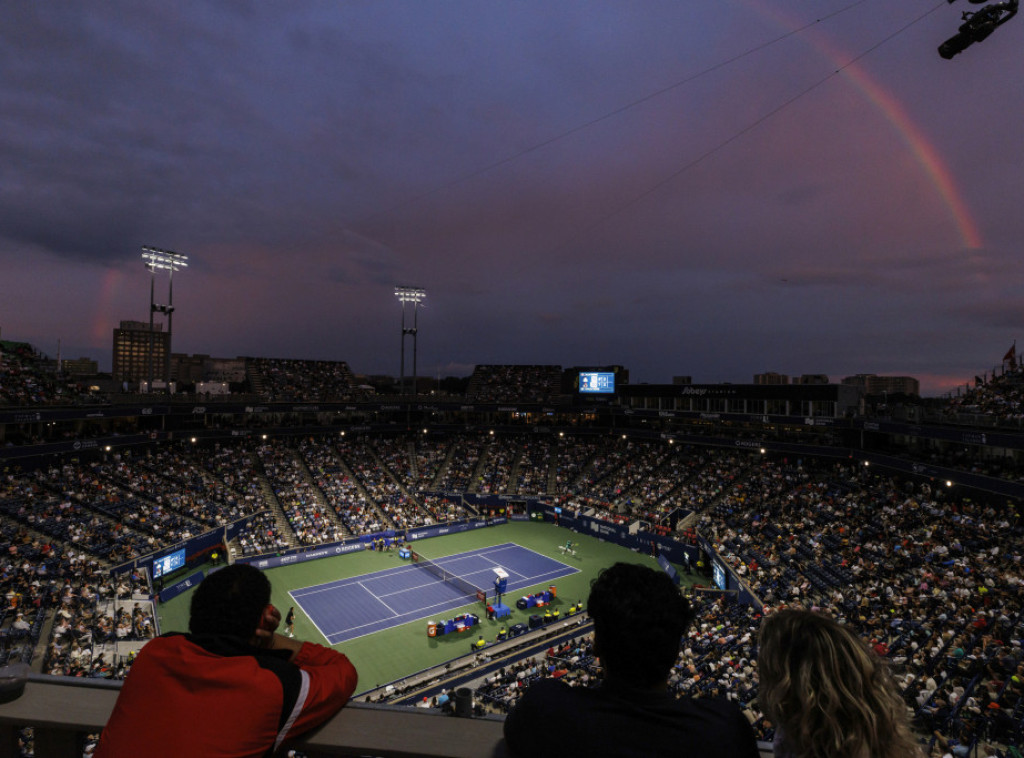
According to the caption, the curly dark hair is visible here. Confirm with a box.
[587,562,694,687]
[189,563,271,640]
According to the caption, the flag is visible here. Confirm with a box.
[975,375,984,386]
[1004,342,1016,364]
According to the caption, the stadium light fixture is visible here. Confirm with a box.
[141,246,188,393]
[395,286,426,395]
[141,247,188,273]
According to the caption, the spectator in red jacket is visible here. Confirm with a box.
[96,563,357,758]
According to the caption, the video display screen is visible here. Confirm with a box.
[152,547,186,579]
[712,561,727,591]
[578,371,615,394]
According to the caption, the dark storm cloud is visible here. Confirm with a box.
[949,301,1024,331]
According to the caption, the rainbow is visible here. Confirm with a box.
[746,0,983,250]
[92,268,125,343]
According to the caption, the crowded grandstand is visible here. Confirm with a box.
[2,337,1024,756]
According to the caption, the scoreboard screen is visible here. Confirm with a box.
[712,561,727,591]
[152,547,186,579]
[578,371,615,394]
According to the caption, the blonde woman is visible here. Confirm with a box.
[757,609,923,758]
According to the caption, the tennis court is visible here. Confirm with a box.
[290,542,578,644]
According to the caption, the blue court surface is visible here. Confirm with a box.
[289,542,578,645]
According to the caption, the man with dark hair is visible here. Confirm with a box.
[96,564,358,758]
[503,562,759,757]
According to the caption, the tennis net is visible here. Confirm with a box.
[410,551,487,603]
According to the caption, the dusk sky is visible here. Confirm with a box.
[2,2,1022,396]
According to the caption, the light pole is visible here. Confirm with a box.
[395,286,425,395]
[141,247,188,393]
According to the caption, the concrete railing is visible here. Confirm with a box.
[0,674,774,757]
[0,675,509,757]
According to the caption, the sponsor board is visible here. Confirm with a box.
[734,439,762,449]
[159,570,205,603]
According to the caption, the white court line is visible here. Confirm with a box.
[477,553,528,582]
[360,581,398,616]
[508,541,576,568]
[287,588,332,644]
[376,575,450,601]
[292,563,424,598]
[323,591,483,644]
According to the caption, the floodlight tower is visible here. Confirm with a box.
[395,286,425,395]
[141,247,188,393]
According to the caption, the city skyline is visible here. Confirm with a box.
[2,2,1022,396]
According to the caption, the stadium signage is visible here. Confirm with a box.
[192,407,206,414]
[681,388,708,396]
[72,440,98,450]
[86,412,105,418]
[159,570,205,603]
[293,405,321,411]
[588,521,619,537]
[247,541,368,570]
[498,406,517,412]
[14,413,42,423]
[864,422,880,431]
[804,417,834,426]
[700,413,720,420]
[244,406,269,413]
[659,411,675,417]
[141,407,153,415]
[734,440,762,449]
[461,405,475,411]
[962,432,988,445]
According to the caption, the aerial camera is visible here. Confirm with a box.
[939,0,1018,58]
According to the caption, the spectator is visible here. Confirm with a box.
[757,608,923,758]
[96,564,357,758]
[503,562,759,757]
